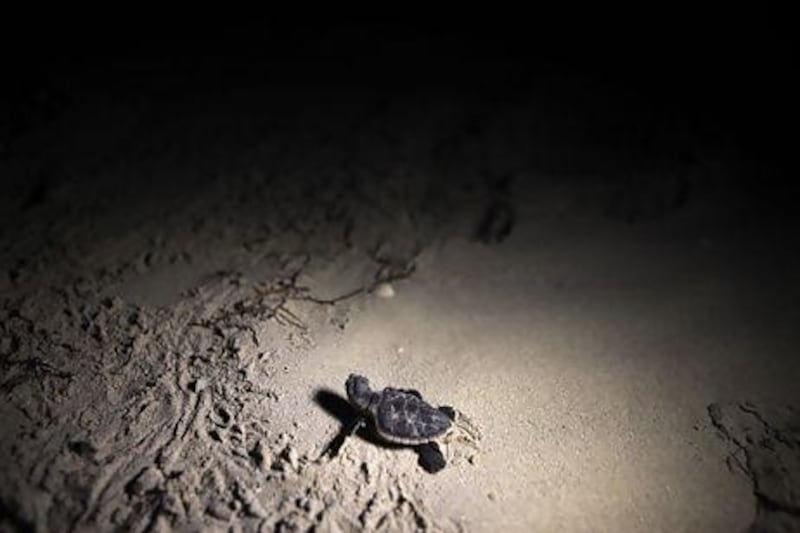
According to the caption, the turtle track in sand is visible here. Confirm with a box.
[0,273,462,532]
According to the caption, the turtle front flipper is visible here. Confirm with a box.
[317,414,365,462]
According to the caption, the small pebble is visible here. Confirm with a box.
[374,282,395,298]
[284,445,300,472]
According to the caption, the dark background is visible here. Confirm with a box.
[2,11,796,212]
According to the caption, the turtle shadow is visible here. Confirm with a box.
[313,388,446,473]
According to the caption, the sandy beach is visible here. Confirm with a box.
[1,19,798,532]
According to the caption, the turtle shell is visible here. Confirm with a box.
[372,387,453,445]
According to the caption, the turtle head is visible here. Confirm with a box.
[346,374,376,411]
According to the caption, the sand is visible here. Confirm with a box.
[1,68,799,533]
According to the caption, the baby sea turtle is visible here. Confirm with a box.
[344,373,481,469]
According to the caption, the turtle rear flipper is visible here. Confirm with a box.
[417,442,446,473]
